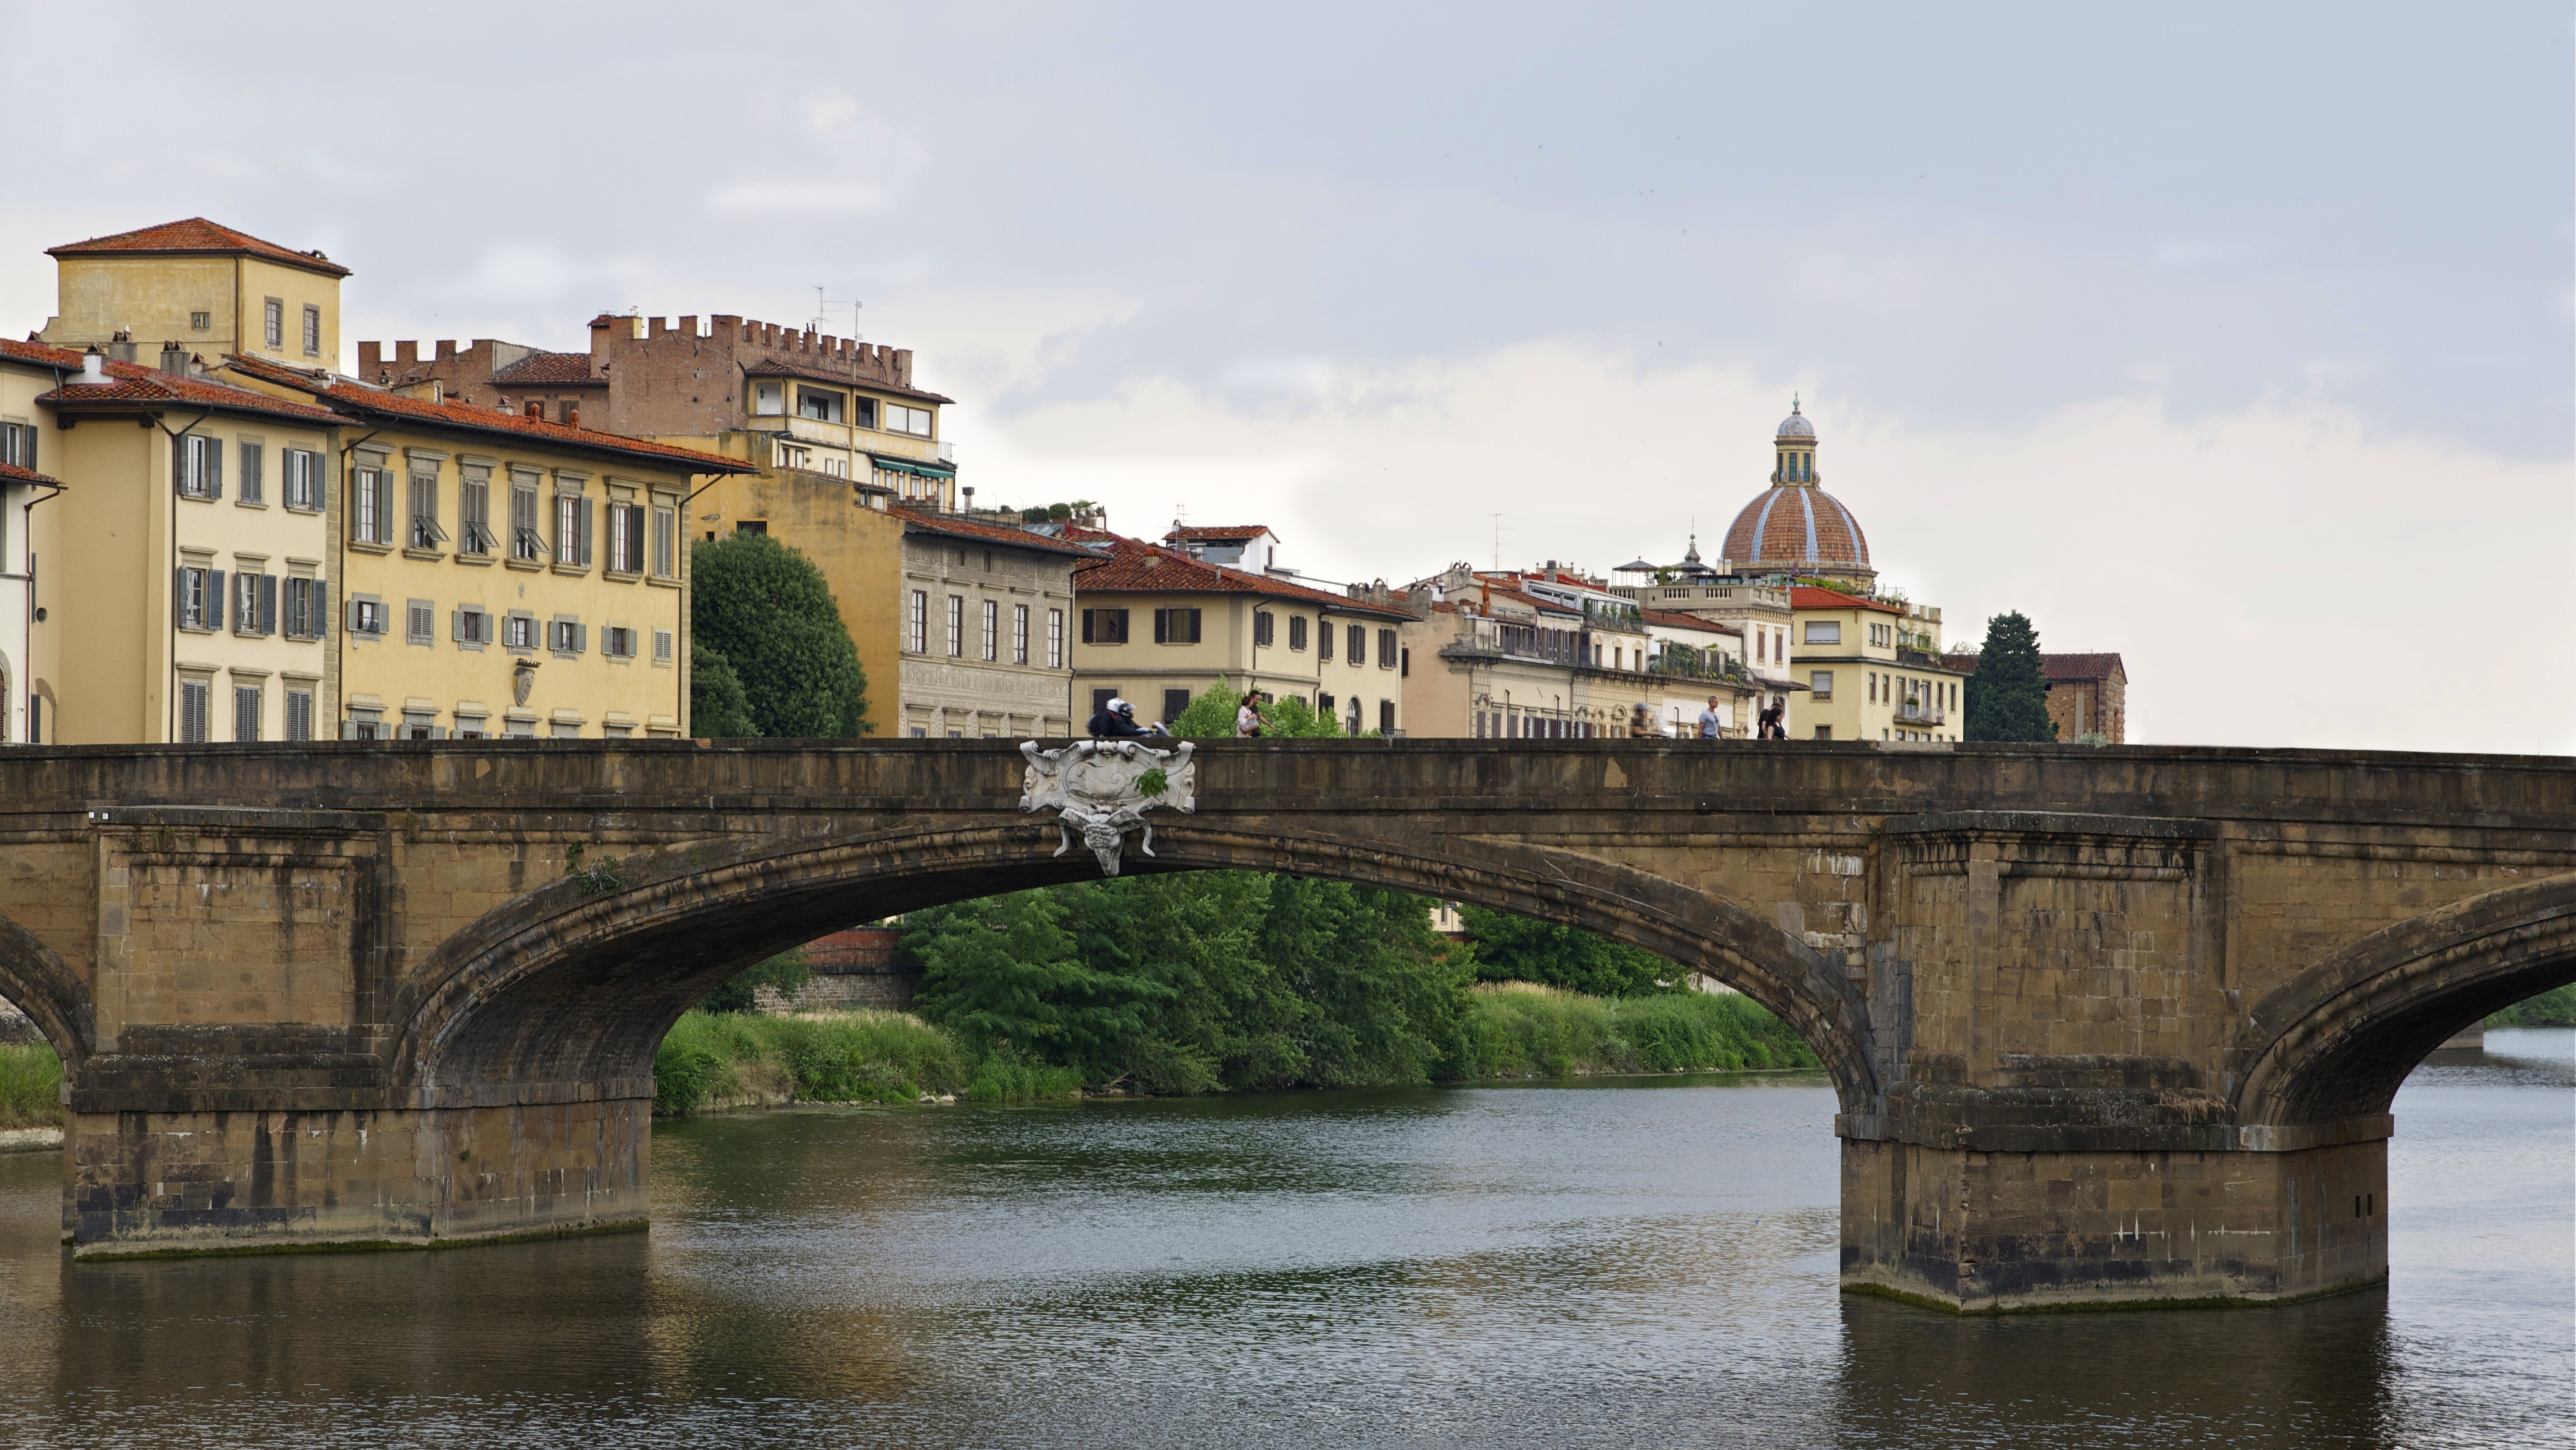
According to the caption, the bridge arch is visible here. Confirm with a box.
[0,907,93,1071]
[2232,873,2576,1127]
[390,820,1881,1116]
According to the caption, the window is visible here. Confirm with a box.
[175,434,223,499]
[1379,700,1396,734]
[234,571,274,635]
[190,310,211,332]
[283,577,322,639]
[349,596,387,636]
[1011,604,1029,664]
[734,520,766,536]
[1378,629,1396,668]
[284,449,320,511]
[301,305,321,356]
[1804,621,1841,645]
[285,689,314,742]
[555,494,592,566]
[778,444,811,471]
[907,590,928,653]
[1347,698,1363,734]
[1347,625,1367,666]
[651,505,677,577]
[236,442,264,504]
[174,564,217,630]
[1081,608,1129,645]
[1289,614,1308,651]
[352,467,390,544]
[178,680,211,743]
[1153,607,1202,644]
[233,685,262,742]
[1046,608,1064,668]
[456,474,494,554]
[654,630,674,663]
[550,618,587,654]
[608,502,645,573]
[854,398,878,429]
[456,604,491,647]
[263,298,284,350]
[797,387,844,422]
[0,421,34,471]
[752,381,784,415]
[407,600,435,646]
[885,403,933,437]
[1254,610,1275,647]
[557,400,579,426]
[945,595,964,657]
[1162,689,1190,723]
[510,478,544,560]
[1091,688,1119,718]
[453,714,487,740]
[1814,725,1833,740]
[604,626,637,658]
[981,599,999,661]
[408,475,447,551]
[1318,621,1333,660]
[1810,670,1834,700]
[503,612,537,650]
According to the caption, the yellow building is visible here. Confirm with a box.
[223,356,749,739]
[1788,585,1965,742]
[38,218,348,374]
[1070,534,1411,733]
[5,338,343,744]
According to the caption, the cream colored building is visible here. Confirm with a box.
[1070,534,1410,733]
[891,508,1088,738]
[1788,585,1965,742]
[38,218,348,375]
[5,338,342,744]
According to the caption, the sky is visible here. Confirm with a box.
[2,3,2568,752]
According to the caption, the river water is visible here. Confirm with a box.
[0,1031,2565,1449]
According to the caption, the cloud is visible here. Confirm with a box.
[704,182,887,215]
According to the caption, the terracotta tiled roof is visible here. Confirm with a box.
[1167,524,1273,542]
[893,507,1098,557]
[1724,484,1870,571]
[1938,651,2127,684]
[1074,536,1412,618]
[741,356,955,406]
[27,345,339,423]
[491,352,600,386]
[0,461,65,488]
[219,354,750,471]
[1639,608,1742,636]
[1790,585,1906,614]
[47,218,351,278]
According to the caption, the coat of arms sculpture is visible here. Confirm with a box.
[1018,738,1198,877]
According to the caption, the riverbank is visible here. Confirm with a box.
[652,984,1820,1116]
[0,1044,60,1133]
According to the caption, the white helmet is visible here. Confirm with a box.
[1108,697,1135,716]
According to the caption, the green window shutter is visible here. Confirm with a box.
[207,570,224,628]
[257,575,277,635]
[577,499,594,566]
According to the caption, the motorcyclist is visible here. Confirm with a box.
[1086,697,1166,738]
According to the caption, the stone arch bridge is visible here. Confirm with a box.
[1,740,2569,1311]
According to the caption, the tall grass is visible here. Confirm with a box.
[652,1009,1078,1116]
[0,1043,63,1130]
[1453,985,1819,1079]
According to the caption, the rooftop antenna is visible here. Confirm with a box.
[1492,513,1505,572]
[811,286,854,335]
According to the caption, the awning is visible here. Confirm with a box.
[867,451,954,480]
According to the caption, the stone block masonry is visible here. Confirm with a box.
[0,740,2566,1306]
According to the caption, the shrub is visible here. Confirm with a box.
[0,1043,62,1130]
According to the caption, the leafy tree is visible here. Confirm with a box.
[1457,906,1682,995]
[1166,678,1347,740]
[1963,611,2057,742]
[908,888,1174,1067]
[689,641,758,738]
[690,534,869,738]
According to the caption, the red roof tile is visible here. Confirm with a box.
[1790,585,1906,614]
[24,343,339,423]
[0,461,65,488]
[1724,484,1870,571]
[1167,524,1273,541]
[1074,536,1411,618]
[47,218,351,278]
[491,352,600,386]
[1939,651,2128,683]
[1639,608,1742,635]
[893,507,1098,558]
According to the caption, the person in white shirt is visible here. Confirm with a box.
[1236,698,1263,738]
[1697,696,1725,740]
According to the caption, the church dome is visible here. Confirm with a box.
[1721,399,1872,580]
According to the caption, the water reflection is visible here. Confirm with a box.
[0,1038,2564,1448]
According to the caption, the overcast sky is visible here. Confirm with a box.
[4,3,2568,752]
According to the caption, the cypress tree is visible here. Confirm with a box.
[1963,611,2057,742]
[689,534,870,738]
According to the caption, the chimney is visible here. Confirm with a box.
[107,332,139,364]
[77,346,107,386]
[159,341,188,374]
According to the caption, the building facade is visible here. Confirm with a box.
[1070,534,1411,733]
[37,218,349,377]
[0,386,62,744]
[1787,585,1965,742]
[893,508,1087,738]
[9,339,343,744]
[1938,649,2131,744]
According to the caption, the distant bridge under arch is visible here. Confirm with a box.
[1,738,2568,1311]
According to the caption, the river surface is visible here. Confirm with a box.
[0,1031,2566,1448]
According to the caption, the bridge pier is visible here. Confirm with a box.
[63,1098,651,1256]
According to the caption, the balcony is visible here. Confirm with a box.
[1894,700,1946,727]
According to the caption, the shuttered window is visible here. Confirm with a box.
[233,686,263,742]
[1152,608,1201,644]
[236,442,264,504]
[178,680,211,743]
[285,689,314,742]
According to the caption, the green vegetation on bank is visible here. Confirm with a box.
[651,1007,1084,1115]
[2487,984,2576,1027]
[0,1043,63,1130]
[1456,984,1817,1077]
